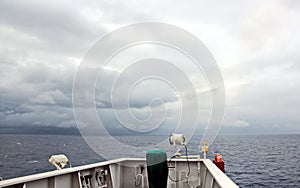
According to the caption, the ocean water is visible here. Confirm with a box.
[0,134,299,187]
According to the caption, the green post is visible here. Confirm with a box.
[146,150,168,188]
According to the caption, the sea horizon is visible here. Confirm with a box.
[0,134,299,187]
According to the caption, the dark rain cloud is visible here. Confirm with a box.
[0,0,299,134]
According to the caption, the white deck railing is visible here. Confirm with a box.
[0,158,238,188]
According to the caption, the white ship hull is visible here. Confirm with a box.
[0,158,238,188]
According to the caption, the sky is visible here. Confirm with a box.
[0,0,300,135]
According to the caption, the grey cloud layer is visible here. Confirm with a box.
[0,0,299,134]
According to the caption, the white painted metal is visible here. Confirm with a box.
[0,158,238,188]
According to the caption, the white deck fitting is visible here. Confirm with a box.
[0,158,239,188]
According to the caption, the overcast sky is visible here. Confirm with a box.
[0,0,300,135]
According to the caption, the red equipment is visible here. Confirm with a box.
[213,153,225,173]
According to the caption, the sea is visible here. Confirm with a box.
[0,134,299,188]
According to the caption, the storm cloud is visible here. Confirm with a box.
[0,0,299,135]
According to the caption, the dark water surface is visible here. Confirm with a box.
[0,134,299,187]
